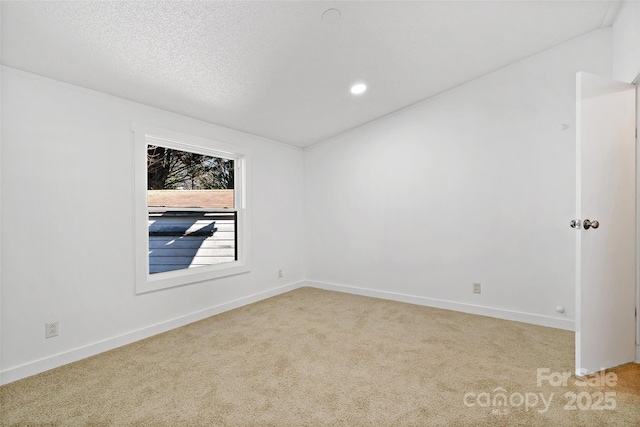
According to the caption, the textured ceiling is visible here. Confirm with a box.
[1,1,622,147]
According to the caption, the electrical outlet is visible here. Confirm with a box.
[473,283,481,294]
[278,269,283,278]
[45,321,59,338]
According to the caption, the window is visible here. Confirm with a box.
[147,147,236,274]
[133,124,251,293]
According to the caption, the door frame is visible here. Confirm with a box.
[635,74,640,363]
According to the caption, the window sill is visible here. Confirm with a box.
[136,261,251,294]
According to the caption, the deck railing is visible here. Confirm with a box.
[147,209,237,274]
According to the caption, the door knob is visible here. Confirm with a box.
[583,219,599,230]
[570,220,581,229]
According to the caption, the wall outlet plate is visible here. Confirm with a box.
[45,321,59,338]
[473,283,481,294]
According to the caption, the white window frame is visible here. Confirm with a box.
[133,123,251,294]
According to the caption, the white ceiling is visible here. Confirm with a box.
[1,1,622,147]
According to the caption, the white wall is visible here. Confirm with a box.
[0,68,305,383]
[0,5,3,385]
[613,0,640,83]
[304,30,612,329]
[0,23,628,384]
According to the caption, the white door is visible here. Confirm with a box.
[575,72,636,376]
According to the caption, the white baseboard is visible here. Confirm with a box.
[0,282,303,385]
[1,279,578,385]
[303,280,575,331]
[636,345,640,364]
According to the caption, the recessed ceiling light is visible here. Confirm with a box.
[322,8,341,24]
[350,83,367,95]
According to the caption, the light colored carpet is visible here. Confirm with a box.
[1,287,639,426]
